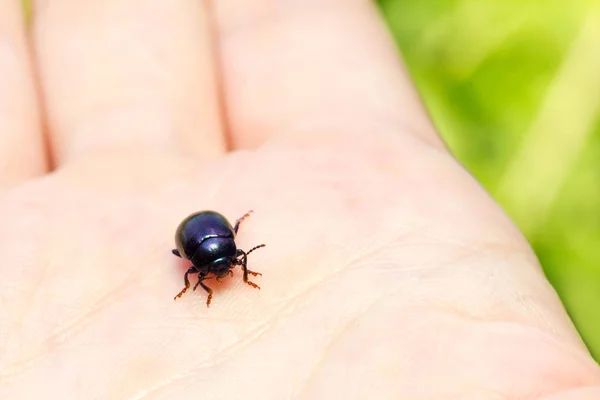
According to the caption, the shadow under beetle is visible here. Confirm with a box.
[172,210,265,307]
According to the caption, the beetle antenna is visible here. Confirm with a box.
[246,244,266,255]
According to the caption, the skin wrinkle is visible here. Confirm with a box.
[430,295,570,347]
[465,320,598,376]
[127,320,274,400]
[293,287,391,399]
[127,241,397,398]
[129,238,507,399]
[294,288,567,399]
[0,269,141,381]
[252,235,437,321]
[127,265,368,399]
[10,243,51,367]
[0,351,47,386]
[1,191,164,377]
[415,250,577,342]
[171,232,528,372]
[298,306,598,399]
[350,238,585,352]
[0,199,46,366]
[43,270,140,351]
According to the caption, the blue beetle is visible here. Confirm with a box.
[172,210,264,306]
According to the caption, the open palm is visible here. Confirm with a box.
[1,2,599,399]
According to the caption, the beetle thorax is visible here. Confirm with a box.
[190,236,237,268]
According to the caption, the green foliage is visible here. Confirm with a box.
[379,0,600,361]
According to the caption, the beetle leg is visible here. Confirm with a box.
[243,244,265,277]
[238,251,261,290]
[192,274,214,307]
[174,267,195,300]
[193,274,210,290]
[233,210,254,234]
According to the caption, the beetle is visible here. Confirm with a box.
[172,210,265,306]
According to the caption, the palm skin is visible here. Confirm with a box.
[1,136,598,399]
[1,1,600,399]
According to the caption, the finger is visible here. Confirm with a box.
[32,0,225,164]
[0,1,47,186]
[213,0,444,149]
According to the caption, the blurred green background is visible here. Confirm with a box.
[378,0,600,361]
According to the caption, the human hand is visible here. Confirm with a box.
[1,1,599,399]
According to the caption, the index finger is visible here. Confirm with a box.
[213,0,444,149]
